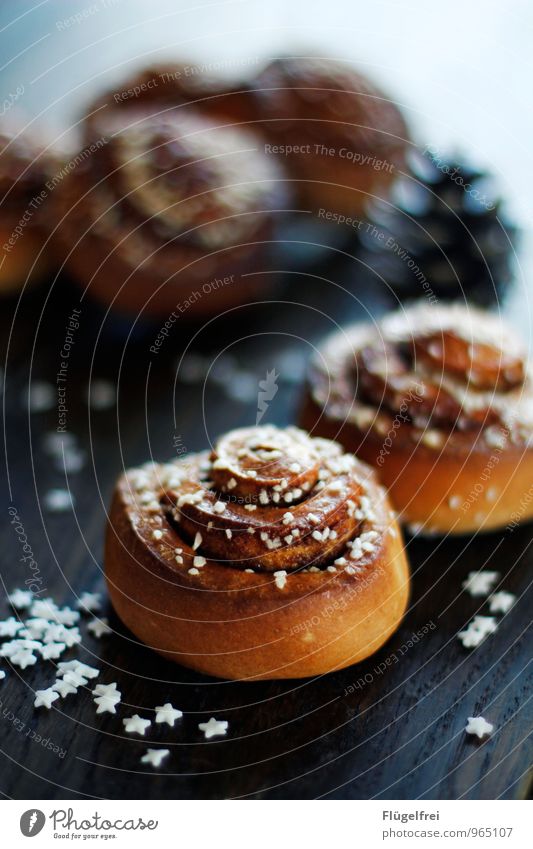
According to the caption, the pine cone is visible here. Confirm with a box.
[358,148,518,305]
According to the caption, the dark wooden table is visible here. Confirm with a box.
[1,241,531,800]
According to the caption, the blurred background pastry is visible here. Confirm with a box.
[301,302,533,534]
[0,125,57,296]
[251,56,410,216]
[83,62,260,136]
[52,108,286,320]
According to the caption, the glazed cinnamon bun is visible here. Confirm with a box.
[301,303,533,534]
[105,425,409,680]
[252,57,409,215]
[53,109,284,320]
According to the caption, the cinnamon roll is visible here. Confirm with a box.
[301,303,533,534]
[0,126,57,294]
[53,109,284,320]
[251,57,409,215]
[105,425,409,680]
[83,63,260,136]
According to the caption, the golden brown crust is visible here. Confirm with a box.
[251,56,409,214]
[52,109,284,319]
[301,303,533,534]
[105,425,409,680]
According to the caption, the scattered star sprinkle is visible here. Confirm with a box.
[54,608,80,627]
[34,687,60,709]
[458,616,498,648]
[87,617,112,638]
[88,380,116,410]
[0,618,24,638]
[141,748,170,769]
[198,717,229,739]
[489,591,516,614]
[462,571,500,597]
[43,489,74,512]
[93,683,121,714]
[77,592,102,614]
[62,670,89,688]
[7,589,33,609]
[52,678,78,698]
[465,716,494,739]
[10,648,38,669]
[155,703,183,727]
[39,642,66,660]
[23,618,51,638]
[0,670,6,680]
[26,381,55,412]
[123,714,152,736]
[58,660,100,679]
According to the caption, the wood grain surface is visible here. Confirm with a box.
[1,257,532,800]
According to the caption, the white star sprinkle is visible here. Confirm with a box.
[0,617,24,637]
[52,678,78,698]
[274,570,287,590]
[54,607,80,627]
[23,618,50,638]
[10,648,38,669]
[198,717,229,739]
[34,687,60,709]
[465,716,494,739]
[57,660,100,679]
[458,616,498,648]
[30,598,59,619]
[42,624,80,646]
[77,592,102,613]
[155,703,183,727]
[62,670,88,688]
[489,591,516,614]
[26,381,55,412]
[7,589,33,609]
[88,380,116,410]
[123,714,152,736]
[59,627,82,648]
[0,670,6,680]
[0,639,41,657]
[87,618,112,638]
[39,642,66,660]
[92,682,121,714]
[141,748,170,768]
[462,571,500,597]
[43,489,74,512]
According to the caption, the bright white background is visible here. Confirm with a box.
[1,0,532,226]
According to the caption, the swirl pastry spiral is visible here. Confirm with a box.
[105,425,409,680]
[301,303,533,534]
[53,109,284,319]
